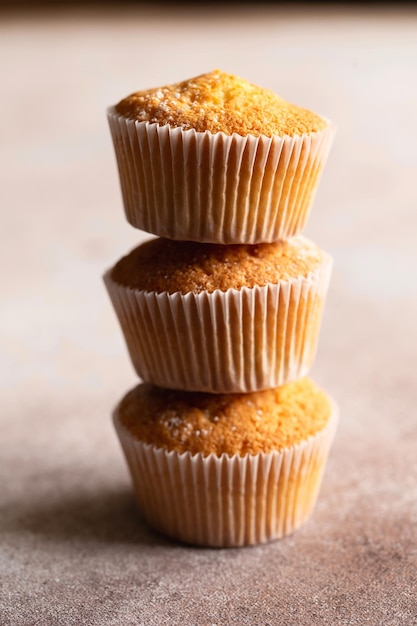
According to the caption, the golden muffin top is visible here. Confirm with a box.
[109,236,325,295]
[116,377,332,457]
[114,69,327,137]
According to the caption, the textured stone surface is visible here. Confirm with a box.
[1,5,416,625]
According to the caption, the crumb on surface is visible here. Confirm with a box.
[115,69,327,137]
[116,378,332,456]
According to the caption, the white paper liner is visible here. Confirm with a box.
[113,398,339,547]
[107,107,336,244]
[103,252,332,393]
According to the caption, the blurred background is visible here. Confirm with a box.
[1,1,416,417]
[1,3,417,623]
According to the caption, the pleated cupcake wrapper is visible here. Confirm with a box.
[107,108,336,244]
[113,400,338,547]
[103,252,332,393]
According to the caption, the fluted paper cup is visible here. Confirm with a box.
[113,398,338,547]
[107,107,336,244]
[103,253,332,393]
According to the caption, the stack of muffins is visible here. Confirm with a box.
[104,70,338,547]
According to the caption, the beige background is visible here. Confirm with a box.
[1,4,417,625]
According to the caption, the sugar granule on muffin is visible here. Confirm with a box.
[115,69,327,137]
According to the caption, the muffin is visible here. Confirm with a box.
[113,377,338,547]
[103,235,332,393]
[107,69,336,244]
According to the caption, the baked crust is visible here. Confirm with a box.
[115,69,327,137]
[116,377,332,456]
[110,236,324,295]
